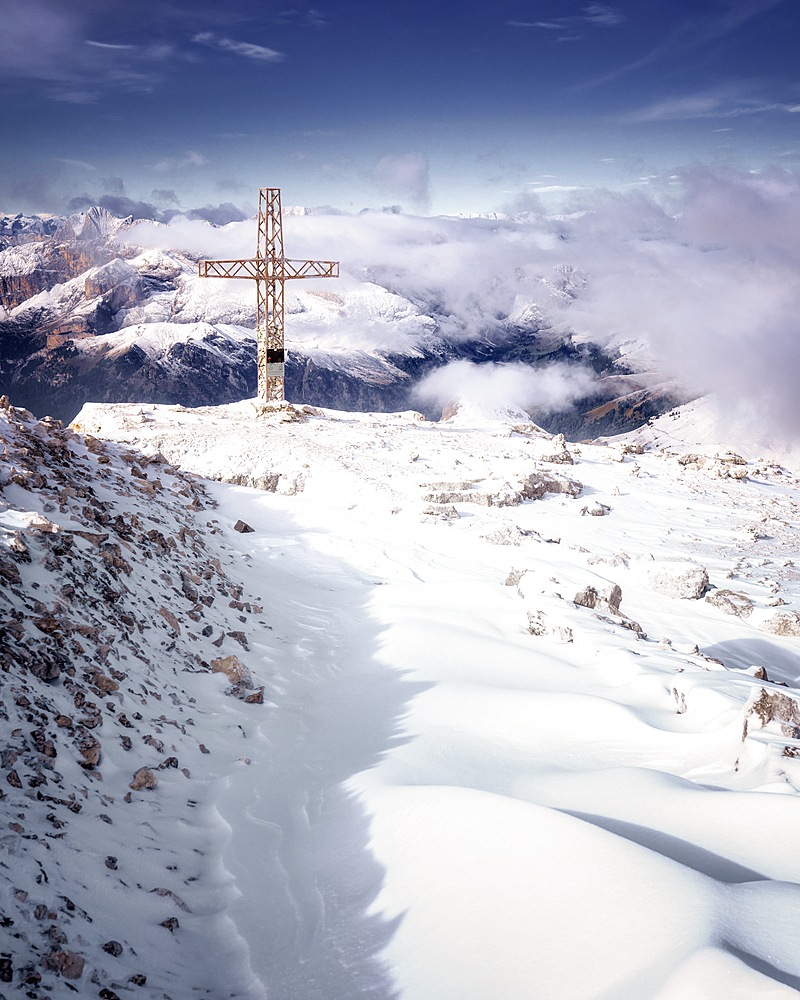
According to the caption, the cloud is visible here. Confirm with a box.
[66,192,247,226]
[152,151,209,173]
[276,8,327,28]
[0,0,171,101]
[192,32,284,62]
[121,164,800,441]
[621,92,797,123]
[58,158,96,170]
[102,176,125,195]
[508,5,624,31]
[180,203,248,226]
[371,153,431,212]
[413,360,594,415]
[152,188,179,204]
[575,0,786,91]
[215,175,247,194]
[85,39,135,50]
[539,166,800,438]
[68,193,158,220]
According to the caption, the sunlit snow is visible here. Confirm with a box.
[50,392,800,1000]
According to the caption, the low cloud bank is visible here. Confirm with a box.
[413,360,595,417]
[125,164,800,438]
[69,193,249,226]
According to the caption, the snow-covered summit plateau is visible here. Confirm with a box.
[3,391,800,999]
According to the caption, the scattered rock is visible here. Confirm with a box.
[757,611,800,637]
[481,525,529,546]
[751,688,800,728]
[160,917,179,932]
[540,450,574,465]
[129,767,157,791]
[210,654,252,686]
[102,940,123,957]
[158,606,181,634]
[580,501,610,517]
[77,735,101,766]
[234,520,254,533]
[40,950,84,979]
[150,887,190,911]
[574,583,621,614]
[705,589,753,618]
[574,586,598,609]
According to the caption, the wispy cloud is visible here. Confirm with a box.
[508,5,624,32]
[57,158,96,170]
[621,91,799,123]
[276,8,327,28]
[152,150,209,173]
[0,0,179,102]
[192,32,284,62]
[575,0,787,91]
[85,40,135,51]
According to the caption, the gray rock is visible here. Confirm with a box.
[704,589,753,618]
[758,611,800,637]
[645,563,708,600]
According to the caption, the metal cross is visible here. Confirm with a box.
[198,187,339,401]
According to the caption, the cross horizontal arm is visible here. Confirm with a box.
[198,259,262,280]
[198,258,339,281]
[282,258,339,280]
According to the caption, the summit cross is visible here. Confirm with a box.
[198,187,339,402]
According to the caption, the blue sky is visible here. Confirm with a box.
[1,0,798,217]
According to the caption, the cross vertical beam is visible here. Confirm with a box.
[258,188,284,400]
[198,187,338,403]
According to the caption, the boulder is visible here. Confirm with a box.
[705,589,753,618]
[758,611,800,637]
[210,654,252,686]
[129,767,157,791]
[645,563,708,600]
[40,951,84,979]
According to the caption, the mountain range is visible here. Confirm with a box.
[0,207,686,435]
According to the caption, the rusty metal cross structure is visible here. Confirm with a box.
[198,187,338,402]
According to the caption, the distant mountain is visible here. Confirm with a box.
[0,207,688,435]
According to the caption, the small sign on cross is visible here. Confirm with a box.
[198,188,339,402]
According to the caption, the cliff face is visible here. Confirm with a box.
[0,241,113,311]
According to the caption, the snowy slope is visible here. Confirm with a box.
[4,388,800,997]
[52,394,800,998]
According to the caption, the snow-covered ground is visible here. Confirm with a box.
[4,392,800,998]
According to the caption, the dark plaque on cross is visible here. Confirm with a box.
[198,187,339,401]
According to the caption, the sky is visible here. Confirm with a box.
[0,0,799,218]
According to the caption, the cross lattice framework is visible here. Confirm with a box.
[198,188,338,401]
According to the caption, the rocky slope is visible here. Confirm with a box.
[0,395,271,999]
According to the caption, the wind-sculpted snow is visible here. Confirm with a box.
[59,393,800,998]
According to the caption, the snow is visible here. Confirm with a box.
[4,392,800,997]
[73,320,254,362]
